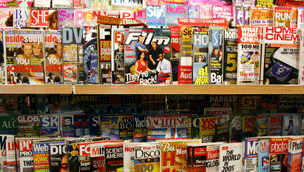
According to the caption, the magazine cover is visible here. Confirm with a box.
[223,28,238,84]
[45,30,63,84]
[62,27,84,84]
[74,10,85,28]
[218,143,243,172]
[5,30,45,84]
[188,6,200,19]
[79,142,93,172]
[0,31,4,85]
[291,7,298,29]
[147,115,189,142]
[274,7,292,28]
[61,115,74,137]
[5,135,16,171]
[200,117,216,143]
[168,25,180,84]
[0,9,13,27]
[256,0,273,7]
[301,28,304,85]
[134,143,160,172]
[89,115,100,136]
[0,114,17,134]
[193,27,209,85]
[67,139,80,172]
[83,25,98,84]
[124,28,171,85]
[58,9,74,30]
[34,0,51,7]
[256,114,268,136]
[189,116,200,139]
[111,28,125,84]
[249,7,273,27]
[52,0,72,8]
[180,26,193,61]
[146,6,164,27]
[13,8,30,28]
[40,115,60,137]
[244,137,258,172]
[18,138,36,172]
[159,139,201,172]
[98,25,111,84]
[49,143,68,172]
[124,142,142,172]
[33,140,50,172]
[212,5,233,25]
[74,114,89,137]
[204,107,231,142]
[0,135,7,171]
[237,27,261,85]
[257,137,270,172]
[233,6,244,27]
[198,5,211,18]
[230,115,242,142]
[261,27,300,85]
[17,115,41,137]
[133,115,147,142]
[90,142,105,172]
[298,8,304,30]
[241,115,256,139]
[119,116,133,140]
[267,114,282,136]
[104,143,123,172]
[269,137,288,172]
[288,137,303,172]
[209,26,224,84]
[164,4,187,27]
[274,0,304,7]
[100,116,122,140]
[282,114,300,135]
[31,9,57,29]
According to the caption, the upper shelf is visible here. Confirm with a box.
[0,85,304,95]
[0,85,72,94]
[73,85,304,95]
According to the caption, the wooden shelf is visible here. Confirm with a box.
[0,85,72,94]
[1,85,304,95]
[73,85,304,95]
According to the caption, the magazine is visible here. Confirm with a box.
[164,4,187,27]
[269,137,288,171]
[58,9,74,30]
[60,115,74,137]
[282,114,300,135]
[249,7,273,27]
[33,140,50,172]
[256,114,268,136]
[133,115,147,142]
[193,27,209,85]
[5,30,45,84]
[5,135,16,171]
[274,7,292,28]
[83,25,98,84]
[260,27,300,85]
[17,115,41,137]
[40,115,60,137]
[111,28,125,84]
[237,27,261,85]
[62,27,84,84]
[133,142,160,172]
[146,6,164,27]
[298,8,304,30]
[31,9,57,29]
[49,143,68,172]
[124,28,171,85]
[267,114,282,136]
[288,136,303,172]
[218,143,243,172]
[0,31,4,85]
[98,25,112,84]
[209,26,224,84]
[257,137,270,172]
[0,9,13,27]
[13,8,30,28]
[243,137,258,172]
[147,115,189,142]
[0,135,8,171]
[45,30,63,84]
[223,28,238,84]
[104,143,124,172]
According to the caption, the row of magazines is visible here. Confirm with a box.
[2,110,304,143]
[0,25,304,85]
[0,135,303,171]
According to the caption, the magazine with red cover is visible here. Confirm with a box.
[45,30,63,84]
[5,30,45,85]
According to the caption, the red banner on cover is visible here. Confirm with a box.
[97,15,147,26]
[274,0,304,7]
[178,18,228,27]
